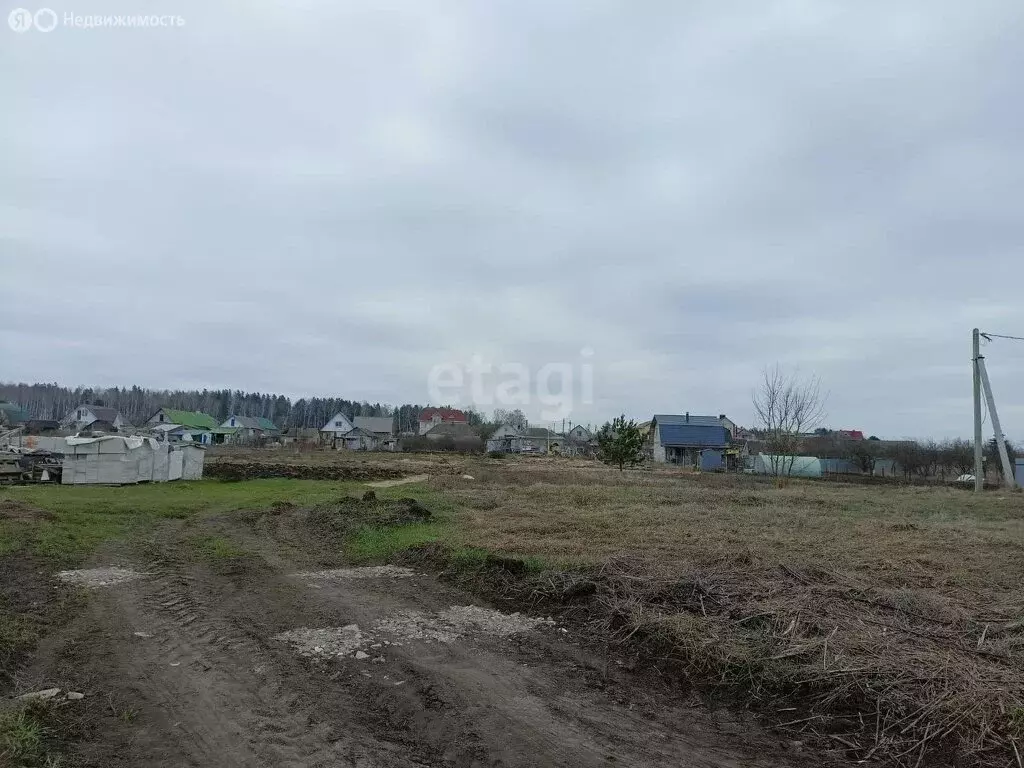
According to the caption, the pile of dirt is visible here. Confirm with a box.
[205,460,406,482]
[303,496,432,543]
[401,544,1024,768]
[0,498,55,521]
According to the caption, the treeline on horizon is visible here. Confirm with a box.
[0,381,451,432]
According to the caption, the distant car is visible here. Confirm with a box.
[954,474,976,484]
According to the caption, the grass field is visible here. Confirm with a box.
[2,454,1023,766]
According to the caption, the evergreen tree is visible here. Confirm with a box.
[596,415,645,471]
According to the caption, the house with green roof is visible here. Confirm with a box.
[146,408,218,444]
[0,401,30,426]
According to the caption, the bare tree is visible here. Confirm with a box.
[848,439,880,474]
[752,365,826,476]
[492,408,528,431]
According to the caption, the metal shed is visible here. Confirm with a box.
[60,436,204,484]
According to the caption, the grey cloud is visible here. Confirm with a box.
[3,0,1024,439]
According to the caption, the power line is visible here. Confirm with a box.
[980,332,1024,343]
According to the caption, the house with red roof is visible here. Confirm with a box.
[418,407,468,435]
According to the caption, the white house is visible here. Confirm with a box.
[485,424,521,453]
[418,407,468,435]
[567,425,592,441]
[60,405,130,432]
[320,412,355,441]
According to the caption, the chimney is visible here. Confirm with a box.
[719,414,725,420]
[685,412,689,423]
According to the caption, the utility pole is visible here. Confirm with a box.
[978,353,1016,489]
[973,328,984,491]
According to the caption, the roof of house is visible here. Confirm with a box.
[658,424,730,448]
[653,414,727,428]
[425,421,476,437]
[79,405,121,423]
[211,427,238,435]
[353,416,395,435]
[169,425,207,435]
[229,415,279,431]
[158,409,217,430]
[419,407,467,422]
[321,412,354,431]
[342,427,377,439]
[520,427,562,439]
[0,401,30,424]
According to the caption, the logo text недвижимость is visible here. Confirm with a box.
[8,8,185,32]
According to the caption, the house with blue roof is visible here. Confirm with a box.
[650,413,735,468]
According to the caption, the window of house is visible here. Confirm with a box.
[77,409,83,419]
[230,417,235,426]
[335,420,344,427]
[159,413,165,422]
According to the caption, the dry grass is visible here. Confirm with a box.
[183,448,1024,764]
[415,457,1024,767]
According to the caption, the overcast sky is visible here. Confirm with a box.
[3,1,1024,438]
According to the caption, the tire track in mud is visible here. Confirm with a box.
[93,510,811,768]
[233,509,809,768]
[118,551,419,768]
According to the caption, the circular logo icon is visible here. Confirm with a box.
[8,8,34,32]
[34,8,57,32]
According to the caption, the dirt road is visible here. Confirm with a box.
[27,507,809,768]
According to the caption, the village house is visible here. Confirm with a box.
[566,425,592,441]
[61,404,131,433]
[485,426,566,454]
[423,421,483,451]
[338,426,380,451]
[484,424,521,453]
[515,427,564,454]
[835,429,865,441]
[564,425,597,457]
[649,413,733,468]
[319,411,355,447]
[418,407,467,435]
[279,427,321,445]
[353,416,397,451]
[146,408,217,444]
[215,415,280,444]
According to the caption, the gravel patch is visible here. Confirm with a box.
[439,605,555,637]
[294,566,417,580]
[276,607,555,660]
[373,606,554,643]
[373,610,464,643]
[56,567,147,588]
[274,624,368,659]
